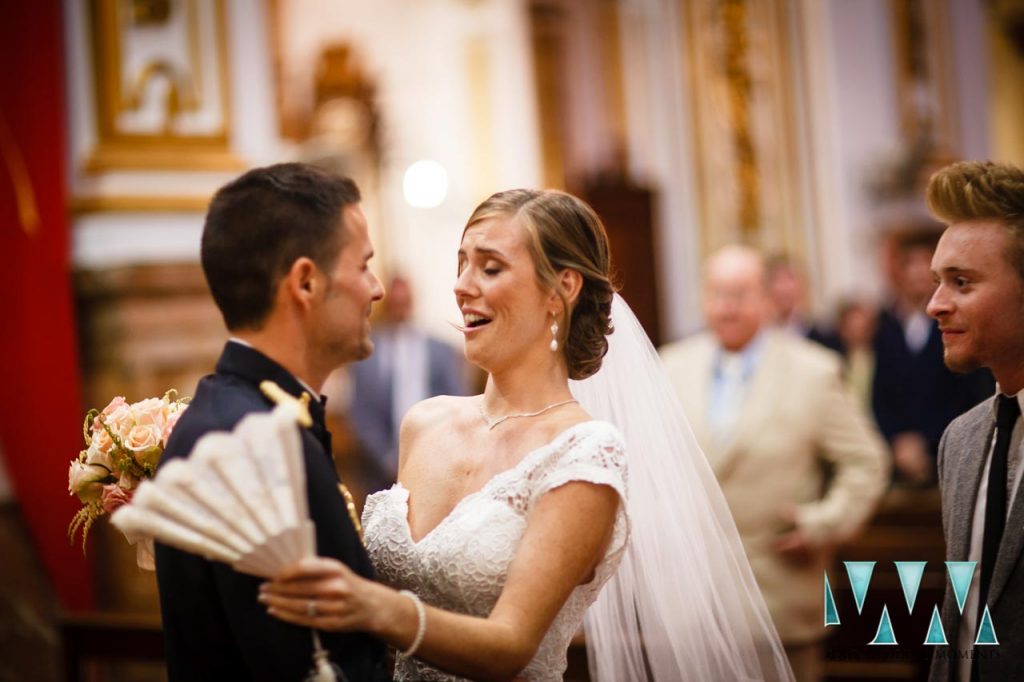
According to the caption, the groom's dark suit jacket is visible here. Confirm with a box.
[155,342,387,682]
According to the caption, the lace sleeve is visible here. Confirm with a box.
[360,487,386,528]
[526,422,630,577]
[529,422,628,510]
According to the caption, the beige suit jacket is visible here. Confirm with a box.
[660,330,889,644]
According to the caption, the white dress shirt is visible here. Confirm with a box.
[708,333,765,451]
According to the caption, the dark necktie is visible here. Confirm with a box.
[307,393,333,457]
[973,394,1020,678]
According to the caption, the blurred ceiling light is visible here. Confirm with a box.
[403,160,448,208]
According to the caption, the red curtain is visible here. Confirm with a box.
[0,0,95,610]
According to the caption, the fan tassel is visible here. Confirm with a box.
[309,630,337,682]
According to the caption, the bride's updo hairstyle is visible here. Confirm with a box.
[464,189,615,380]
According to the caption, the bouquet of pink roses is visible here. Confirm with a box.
[68,390,189,552]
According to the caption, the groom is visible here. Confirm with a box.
[155,163,387,681]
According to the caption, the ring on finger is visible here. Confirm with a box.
[307,600,318,617]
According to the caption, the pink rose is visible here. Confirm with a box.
[131,397,168,431]
[125,424,163,470]
[93,396,126,431]
[68,460,110,503]
[92,425,115,455]
[104,402,134,439]
[125,424,161,452]
[100,484,133,514]
[163,405,187,441]
[84,440,113,470]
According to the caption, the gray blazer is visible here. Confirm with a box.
[930,397,1024,681]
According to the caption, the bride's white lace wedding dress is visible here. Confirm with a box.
[362,420,629,681]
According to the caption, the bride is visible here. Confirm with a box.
[261,190,793,681]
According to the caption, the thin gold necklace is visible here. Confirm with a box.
[478,397,578,430]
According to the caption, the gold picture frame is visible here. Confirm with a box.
[85,0,243,172]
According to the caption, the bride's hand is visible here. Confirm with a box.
[259,556,385,632]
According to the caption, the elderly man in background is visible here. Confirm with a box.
[660,245,889,682]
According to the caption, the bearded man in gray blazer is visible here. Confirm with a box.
[926,161,1024,682]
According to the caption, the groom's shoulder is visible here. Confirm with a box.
[189,371,267,421]
[162,372,267,464]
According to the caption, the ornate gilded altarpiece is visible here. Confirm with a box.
[988,0,1024,164]
[85,0,241,172]
[682,0,813,263]
[266,0,388,270]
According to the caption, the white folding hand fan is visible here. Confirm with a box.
[112,400,342,681]
[110,401,315,577]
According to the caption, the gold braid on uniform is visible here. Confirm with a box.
[338,483,364,542]
[259,381,313,427]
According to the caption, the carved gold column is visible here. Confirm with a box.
[721,0,758,237]
[891,0,959,157]
[987,0,1024,164]
[467,37,499,201]
[682,0,811,262]
[529,1,568,190]
[597,0,628,159]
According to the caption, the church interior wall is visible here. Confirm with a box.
[2,2,1019,678]
[63,0,1003,340]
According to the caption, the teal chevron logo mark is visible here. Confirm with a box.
[975,606,999,645]
[824,571,840,626]
[825,560,998,646]
[844,561,876,615]
[869,604,898,645]
[924,605,948,645]
[946,562,977,615]
[895,561,927,613]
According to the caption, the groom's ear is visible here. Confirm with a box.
[282,257,319,310]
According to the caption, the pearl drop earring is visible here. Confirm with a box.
[550,319,559,352]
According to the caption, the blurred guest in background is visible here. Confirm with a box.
[766,252,881,410]
[348,275,470,492]
[660,245,888,682]
[833,297,879,413]
[766,254,841,351]
[767,254,811,335]
[872,228,994,486]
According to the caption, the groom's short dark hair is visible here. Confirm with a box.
[201,163,361,331]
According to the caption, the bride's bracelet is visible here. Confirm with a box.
[397,589,426,660]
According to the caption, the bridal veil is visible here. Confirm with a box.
[571,294,794,681]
